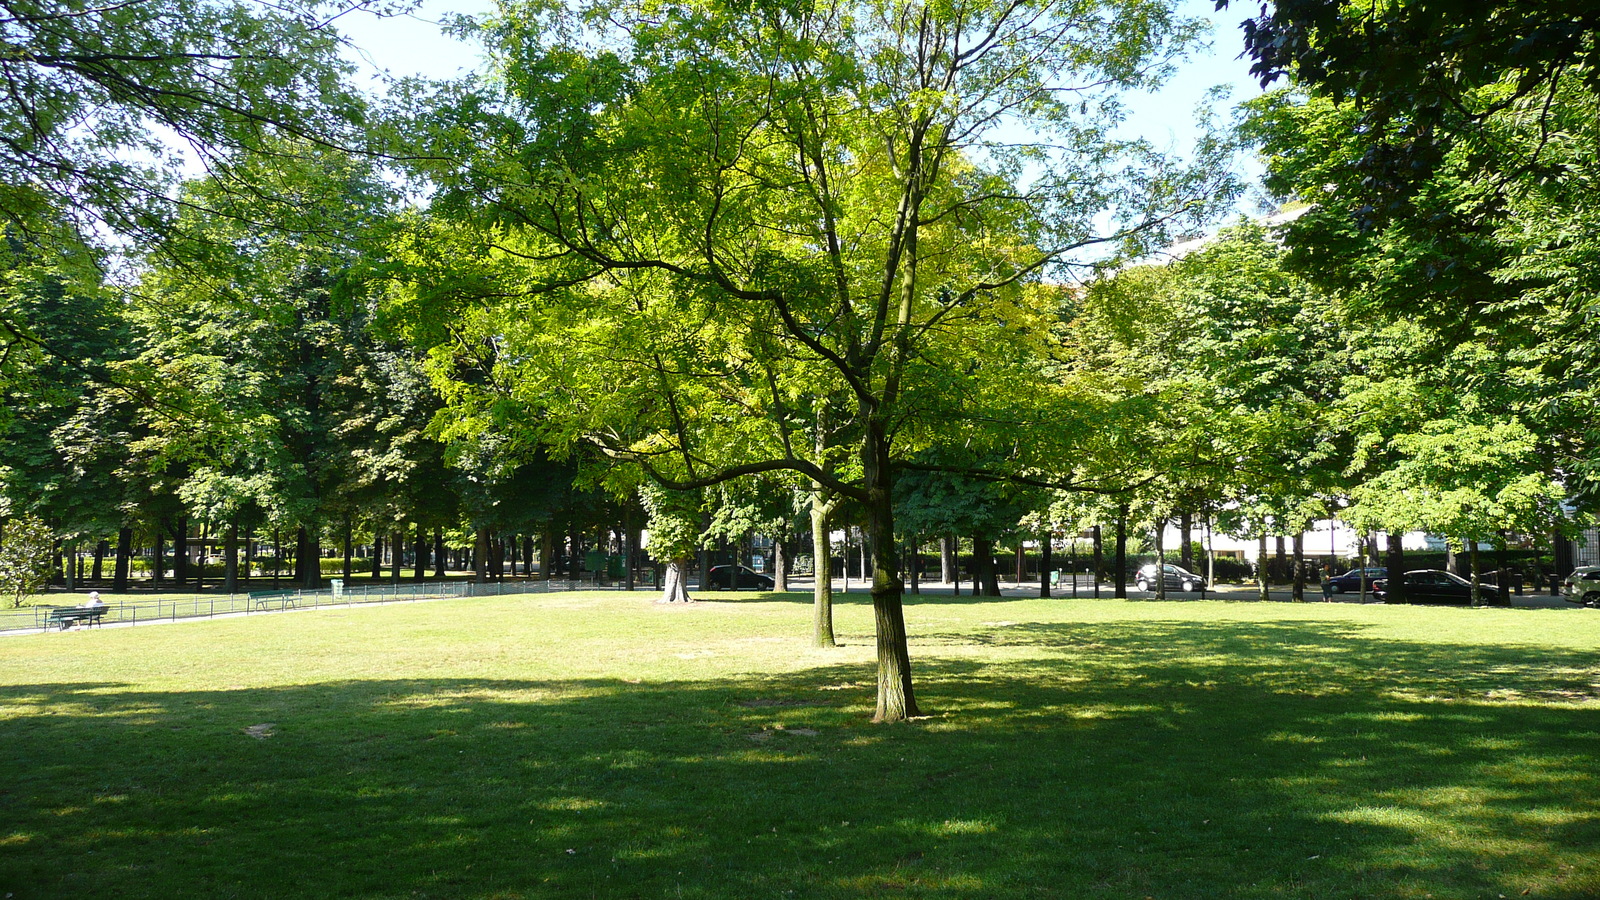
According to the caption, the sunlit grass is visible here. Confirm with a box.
[3,591,1600,898]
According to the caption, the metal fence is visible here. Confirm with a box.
[1,577,631,634]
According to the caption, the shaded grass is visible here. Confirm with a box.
[3,592,1600,898]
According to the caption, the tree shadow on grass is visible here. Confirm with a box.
[3,620,1600,899]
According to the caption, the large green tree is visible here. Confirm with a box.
[401,0,1231,722]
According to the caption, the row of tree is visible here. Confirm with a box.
[2,0,1597,721]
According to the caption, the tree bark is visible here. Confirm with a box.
[413,521,428,581]
[540,527,554,580]
[93,540,107,582]
[1114,505,1128,598]
[863,428,917,722]
[773,533,788,592]
[1291,531,1304,601]
[475,527,489,583]
[659,558,692,602]
[1385,532,1406,604]
[1469,540,1483,606]
[1179,512,1193,572]
[299,525,321,589]
[810,491,837,648]
[391,529,403,583]
[342,519,353,580]
[973,535,1001,596]
[940,536,954,584]
[1257,533,1270,602]
[1039,531,1052,598]
[225,522,239,594]
[113,527,132,593]
[171,516,188,588]
[1154,515,1167,601]
[1092,525,1103,597]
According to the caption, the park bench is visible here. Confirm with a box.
[250,591,297,610]
[47,606,109,631]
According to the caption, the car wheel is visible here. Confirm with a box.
[1329,583,1343,594]
[1584,592,1600,608]
[1182,581,1195,592]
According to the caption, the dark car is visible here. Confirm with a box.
[705,564,775,590]
[1135,563,1206,593]
[1325,567,1387,594]
[1371,569,1509,607]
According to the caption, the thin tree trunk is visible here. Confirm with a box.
[940,536,954,584]
[1470,540,1483,606]
[811,491,838,648]
[391,529,403,583]
[908,534,920,595]
[113,527,132,593]
[1040,531,1052,598]
[863,429,917,723]
[414,521,427,581]
[342,519,353,580]
[63,540,75,591]
[172,516,189,588]
[1155,516,1167,601]
[475,528,489,583]
[1258,533,1270,602]
[225,523,239,594]
[93,540,107,582]
[1114,506,1128,598]
[1179,512,1193,572]
[1092,525,1103,597]
[436,528,448,578]
[1291,531,1304,601]
[773,533,787,592]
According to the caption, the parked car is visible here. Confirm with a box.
[1371,569,1510,607]
[705,565,775,590]
[1561,566,1600,606]
[1325,567,1387,594]
[1135,563,1206,593]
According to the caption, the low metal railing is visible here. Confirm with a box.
[1,576,637,634]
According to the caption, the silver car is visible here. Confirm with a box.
[1562,566,1600,606]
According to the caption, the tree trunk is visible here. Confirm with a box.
[63,540,75,591]
[171,516,189,588]
[1291,531,1304,602]
[863,430,917,723]
[1257,533,1270,602]
[413,521,428,581]
[93,540,107,582]
[299,525,320,589]
[659,558,692,602]
[1092,525,1103,597]
[973,535,1001,596]
[773,533,787,592]
[1385,532,1406,604]
[342,519,353,580]
[1274,534,1287,582]
[273,529,282,589]
[1179,512,1193,572]
[225,522,239,594]
[1155,515,1167,601]
[1470,540,1483,606]
[940,536,954,584]
[371,532,382,579]
[1039,531,1052,598]
[391,529,403,583]
[113,527,132,593]
[1114,505,1128,598]
[436,528,448,578]
[475,527,489,583]
[624,509,636,591]
[810,491,837,648]
[540,528,554,580]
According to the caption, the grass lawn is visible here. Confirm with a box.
[3,591,1599,899]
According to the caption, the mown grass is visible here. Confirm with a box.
[3,591,1599,899]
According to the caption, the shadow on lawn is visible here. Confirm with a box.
[4,619,1600,899]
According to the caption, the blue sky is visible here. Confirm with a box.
[335,0,1267,198]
